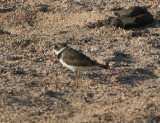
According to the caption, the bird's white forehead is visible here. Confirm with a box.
[53,47,67,55]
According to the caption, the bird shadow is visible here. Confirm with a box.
[87,72,110,84]
[68,71,109,84]
[106,51,134,67]
[116,68,158,86]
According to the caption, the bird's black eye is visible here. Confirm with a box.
[54,45,58,49]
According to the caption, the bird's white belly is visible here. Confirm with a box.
[59,58,92,71]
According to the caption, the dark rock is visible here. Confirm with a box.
[13,68,27,75]
[14,70,26,75]
[28,22,34,26]
[87,93,94,98]
[115,6,148,17]
[88,6,154,29]
[38,4,50,12]
[31,73,43,77]
[7,56,22,61]
[112,13,154,28]
[0,8,15,13]
[122,13,154,28]
[111,6,154,29]
[39,6,49,12]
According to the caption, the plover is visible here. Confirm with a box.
[53,43,109,85]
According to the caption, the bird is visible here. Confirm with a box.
[53,43,109,86]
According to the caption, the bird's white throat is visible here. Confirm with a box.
[53,46,67,55]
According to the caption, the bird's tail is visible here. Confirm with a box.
[98,62,110,69]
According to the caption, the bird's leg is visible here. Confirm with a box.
[74,71,81,87]
[74,70,78,79]
[82,71,88,79]
[74,70,78,86]
[77,71,81,79]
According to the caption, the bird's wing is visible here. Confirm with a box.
[62,48,99,67]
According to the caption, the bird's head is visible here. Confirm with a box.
[53,43,68,55]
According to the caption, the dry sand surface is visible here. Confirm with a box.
[0,0,160,122]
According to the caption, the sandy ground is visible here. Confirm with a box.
[0,0,160,122]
